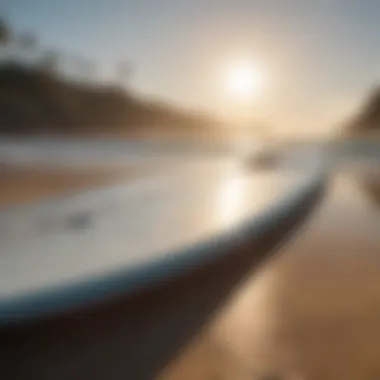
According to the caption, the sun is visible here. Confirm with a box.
[223,61,264,100]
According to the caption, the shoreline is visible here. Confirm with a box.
[0,165,136,207]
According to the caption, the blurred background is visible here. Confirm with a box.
[0,0,379,204]
[1,0,380,143]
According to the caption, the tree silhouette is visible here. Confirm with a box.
[0,17,10,45]
[0,17,11,63]
[11,32,38,64]
[0,16,220,137]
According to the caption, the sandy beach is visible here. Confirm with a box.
[3,158,380,380]
[161,167,380,380]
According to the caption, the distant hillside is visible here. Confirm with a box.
[346,87,380,137]
[0,63,221,138]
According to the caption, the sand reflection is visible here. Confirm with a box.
[216,176,248,228]
[355,165,380,209]
[164,170,380,380]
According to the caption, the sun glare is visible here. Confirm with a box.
[224,61,264,100]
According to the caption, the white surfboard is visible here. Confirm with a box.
[0,140,326,325]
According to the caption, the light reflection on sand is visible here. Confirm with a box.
[163,168,380,380]
[216,176,247,228]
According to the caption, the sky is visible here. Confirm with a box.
[2,0,380,136]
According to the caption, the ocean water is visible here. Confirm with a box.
[0,137,236,168]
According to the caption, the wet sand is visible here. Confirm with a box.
[0,165,138,207]
[162,167,380,380]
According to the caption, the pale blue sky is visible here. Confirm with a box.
[2,0,380,135]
